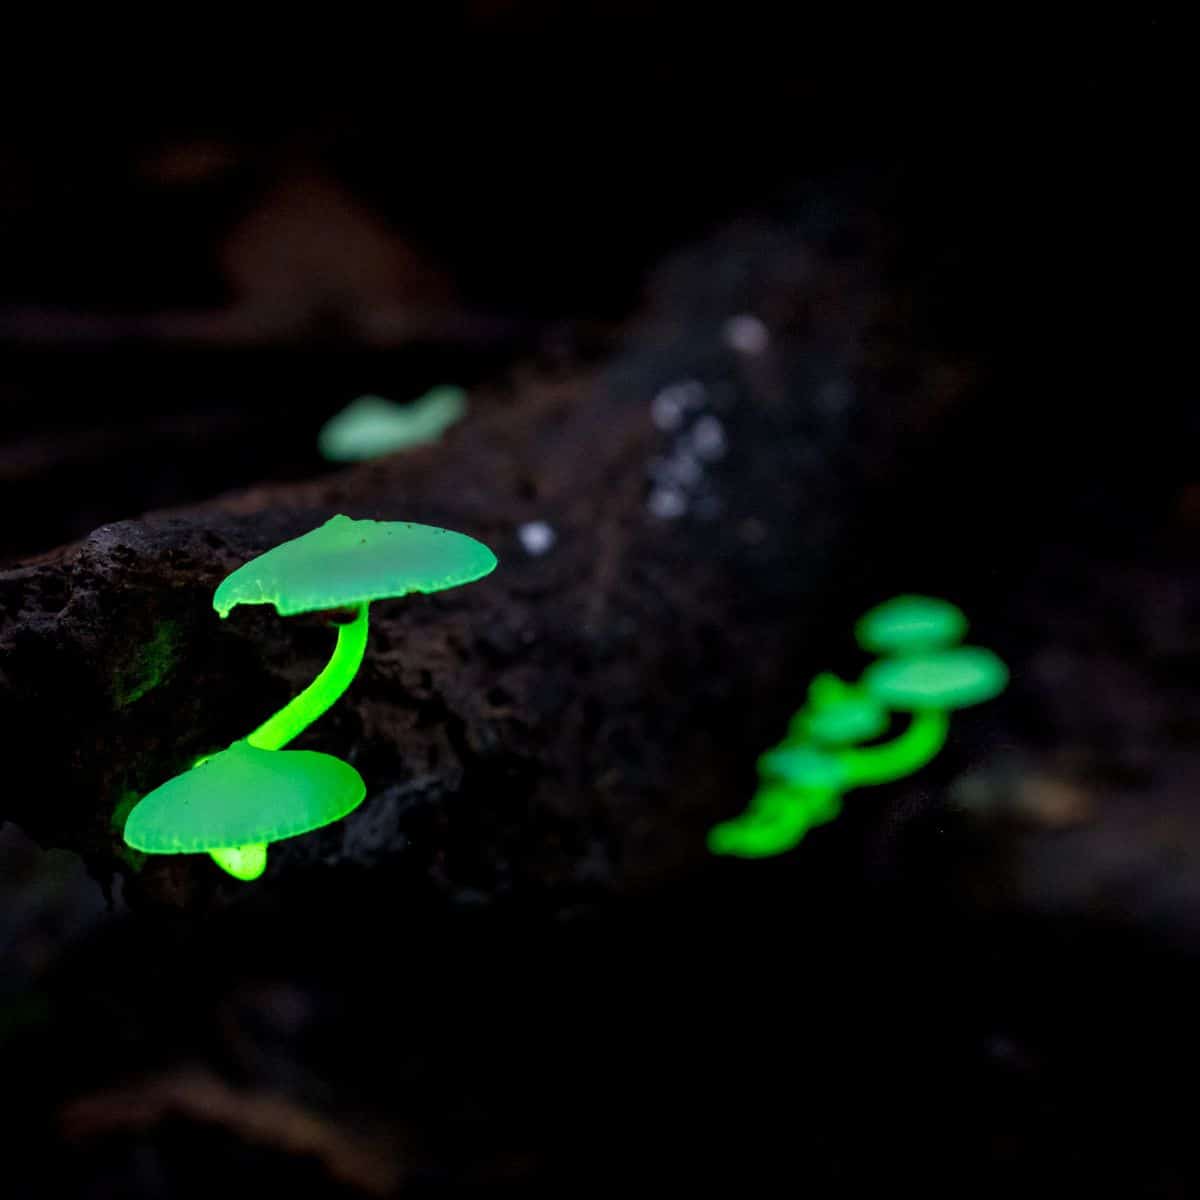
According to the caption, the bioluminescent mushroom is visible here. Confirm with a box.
[840,645,1008,788]
[861,646,1008,715]
[757,743,846,790]
[707,745,846,857]
[854,594,968,657]
[212,514,497,752]
[707,783,841,858]
[124,740,366,880]
[786,673,889,747]
[123,514,497,879]
[317,387,468,462]
[708,596,1008,859]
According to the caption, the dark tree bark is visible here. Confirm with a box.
[0,202,966,911]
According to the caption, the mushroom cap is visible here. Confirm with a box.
[214,514,498,617]
[861,646,1008,711]
[757,743,847,790]
[123,741,366,854]
[855,595,968,656]
[789,673,890,746]
[318,387,467,462]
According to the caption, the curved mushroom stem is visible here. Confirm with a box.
[209,842,268,881]
[245,603,370,751]
[837,708,949,789]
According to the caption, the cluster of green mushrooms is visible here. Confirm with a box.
[122,515,497,881]
[708,595,1008,858]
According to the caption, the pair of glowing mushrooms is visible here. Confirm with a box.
[125,529,1000,877]
[123,516,498,880]
[708,595,1009,858]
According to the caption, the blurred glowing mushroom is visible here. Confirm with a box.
[317,386,467,462]
[787,673,889,746]
[709,597,1008,859]
[854,594,969,657]
[845,646,1009,787]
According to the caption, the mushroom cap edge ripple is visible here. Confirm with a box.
[213,514,499,618]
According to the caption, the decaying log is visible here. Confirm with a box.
[0,204,968,910]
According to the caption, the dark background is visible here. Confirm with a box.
[1,12,1192,1197]
[0,12,1180,563]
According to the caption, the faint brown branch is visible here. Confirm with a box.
[60,1068,404,1196]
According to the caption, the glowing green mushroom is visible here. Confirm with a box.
[845,646,1009,787]
[317,387,468,463]
[861,646,1008,713]
[709,596,1008,860]
[707,747,845,858]
[707,784,842,859]
[213,514,497,752]
[757,743,846,790]
[787,674,889,747]
[124,741,365,880]
[854,594,968,657]
[123,514,497,880]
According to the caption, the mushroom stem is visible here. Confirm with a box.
[837,708,949,788]
[210,843,268,881]
[246,603,370,751]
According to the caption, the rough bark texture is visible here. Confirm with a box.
[1,202,957,912]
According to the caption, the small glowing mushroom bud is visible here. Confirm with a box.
[854,594,969,657]
[317,387,468,463]
[213,514,497,752]
[787,673,889,746]
[757,743,846,790]
[707,784,842,858]
[708,745,846,859]
[124,741,365,880]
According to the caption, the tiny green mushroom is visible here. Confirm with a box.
[124,741,365,881]
[708,597,1008,861]
[213,514,498,753]
[854,594,968,657]
[707,746,845,858]
[317,387,468,463]
[848,646,1009,788]
[707,783,842,858]
[757,742,846,790]
[787,673,889,747]
[861,646,1008,712]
